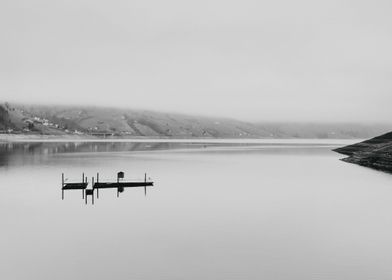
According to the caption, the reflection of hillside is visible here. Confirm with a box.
[0,142,52,167]
[0,142,214,167]
[0,141,339,168]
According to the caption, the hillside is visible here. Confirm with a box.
[334,132,392,173]
[0,102,390,139]
[0,103,274,138]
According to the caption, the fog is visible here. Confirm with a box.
[1,0,391,122]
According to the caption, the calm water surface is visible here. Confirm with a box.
[1,140,392,280]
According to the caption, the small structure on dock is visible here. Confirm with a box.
[61,171,154,205]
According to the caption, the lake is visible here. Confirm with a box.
[1,139,392,280]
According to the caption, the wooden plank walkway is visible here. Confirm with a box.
[93,182,153,189]
[62,182,88,190]
[93,181,153,198]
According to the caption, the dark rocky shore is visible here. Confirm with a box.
[334,132,392,173]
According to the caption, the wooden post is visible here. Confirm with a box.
[61,173,64,200]
[85,190,87,205]
[117,173,119,197]
[82,172,85,199]
[92,177,95,205]
[144,173,147,196]
[96,173,99,198]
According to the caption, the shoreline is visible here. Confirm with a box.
[334,132,392,174]
[0,134,360,145]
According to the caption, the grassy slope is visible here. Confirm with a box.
[1,103,273,137]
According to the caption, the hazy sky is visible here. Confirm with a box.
[1,0,391,122]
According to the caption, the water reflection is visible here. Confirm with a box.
[0,141,207,167]
[0,141,343,168]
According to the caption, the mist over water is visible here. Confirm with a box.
[1,140,392,280]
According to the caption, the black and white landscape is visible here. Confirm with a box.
[1,1,392,280]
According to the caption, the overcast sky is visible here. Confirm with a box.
[1,0,391,122]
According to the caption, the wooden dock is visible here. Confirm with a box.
[61,172,154,204]
[93,172,153,198]
[61,173,88,200]
[62,183,88,190]
[93,182,153,188]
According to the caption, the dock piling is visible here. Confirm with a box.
[144,173,147,196]
[82,173,85,199]
[96,173,99,198]
[92,177,95,205]
[61,173,64,200]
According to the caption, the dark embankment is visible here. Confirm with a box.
[334,132,392,173]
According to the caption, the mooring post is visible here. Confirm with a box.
[92,177,95,205]
[144,173,147,196]
[82,172,85,199]
[116,173,119,197]
[61,173,64,200]
[96,173,99,198]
